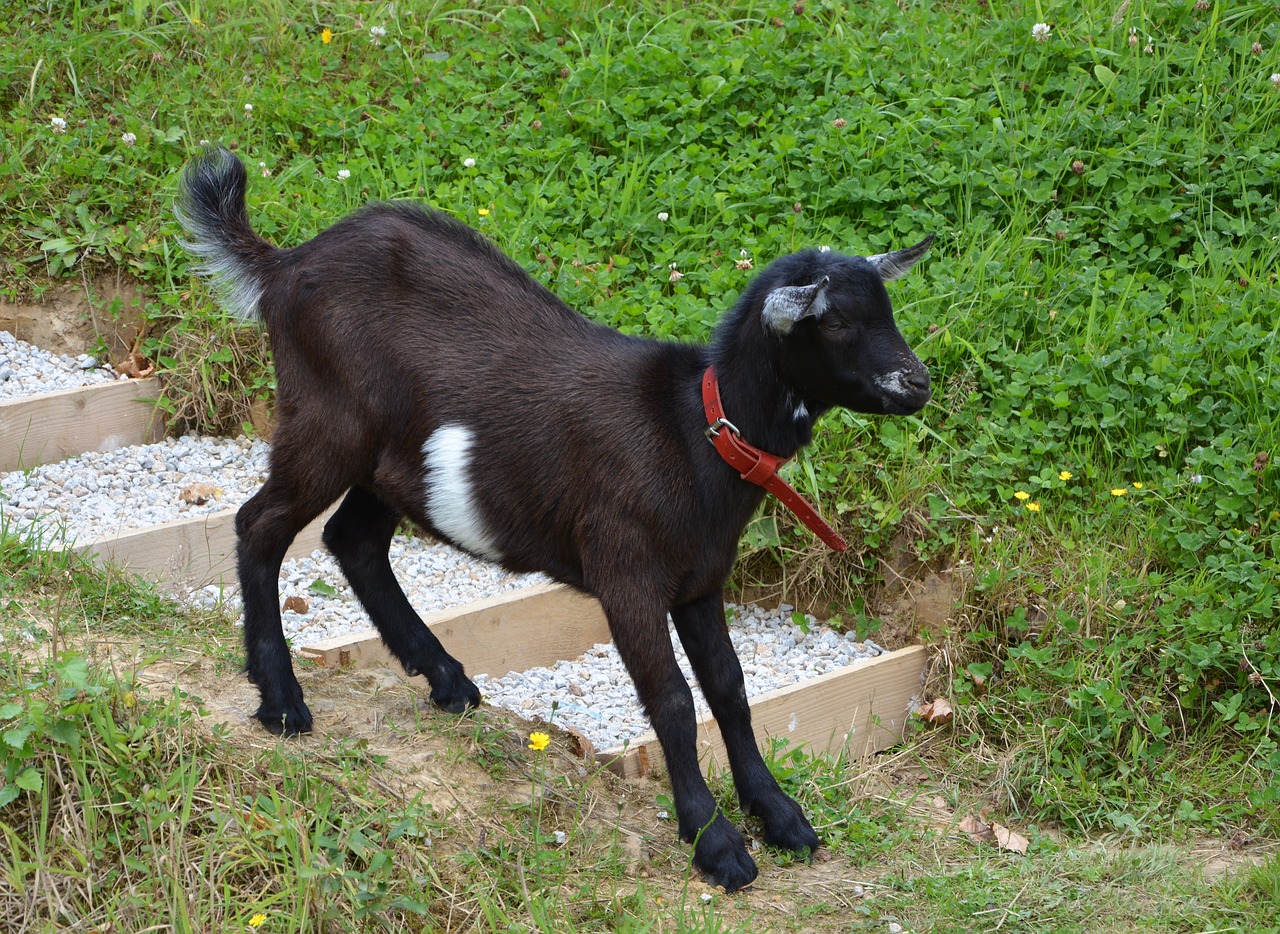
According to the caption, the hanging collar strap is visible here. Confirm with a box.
[701,366,848,552]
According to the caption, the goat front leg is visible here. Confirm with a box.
[671,591,820,856]
[322,485,479,713]
[599,588,758,892]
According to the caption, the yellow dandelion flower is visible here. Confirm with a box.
[1110,487,1128,497]
[248,914,267,929]
[321,27,332,44]
[1027,502,1041,512]
[1014,490,1031,501]
[478,207,491,216]
[1132,481,1143,489]
[1058,470,1073,481]
[528,731,550,751]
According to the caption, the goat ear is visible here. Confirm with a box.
[866,234,935,283]
[762,276,830,334]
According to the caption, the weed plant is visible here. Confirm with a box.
[2,0,1278,911]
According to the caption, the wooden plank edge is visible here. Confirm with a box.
[59,502,335,591]
[0,377,164,472]
[598,644,929,779]
[300,581,612,680]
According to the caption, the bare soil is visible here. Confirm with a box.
[0,272,149,362]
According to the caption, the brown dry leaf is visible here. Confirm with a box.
[179,482,221,505]
[915,696,954,725]
[958,814,994,843]
[992,823,1030,854]
[282,596,309,614]
[564,726,596,760]
[116,350,155,379]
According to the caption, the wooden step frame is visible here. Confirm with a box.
[68,504,336,591]
[0,377,164,472]
[300,582,928,778]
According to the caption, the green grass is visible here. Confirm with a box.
[2,0,1279,929]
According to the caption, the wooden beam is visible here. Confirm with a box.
[300,581,612,679]
[299,581,927,776]
[598,644,928,778]
[0,377,163,472]
[70,503,336,591]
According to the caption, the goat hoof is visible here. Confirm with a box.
[254,700,314,736]
[755,797,821,856]
[430,680,481,715]
[689,815,758,893]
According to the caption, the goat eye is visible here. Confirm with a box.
[820,316,848,332]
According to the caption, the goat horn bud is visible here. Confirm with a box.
[866,234,935,283]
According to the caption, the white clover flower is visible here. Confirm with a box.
[337,168,351,180]
[819,245,831,253]
[1144,37,1154,53]
[657,211,669,221]
[1271,73,1280,87]
[1032,23,1051,42]
[668,263,683,283]
[121,132,137,147]
[244,103,253,113]
[50,116,68,133]
[370,25,386,44]
[258,161,271,177]
[463,157,476,168]
[199,138,210,146]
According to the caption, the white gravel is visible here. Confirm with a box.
[2,333,889,751]
[0,435,270,542]
[190,537,548,648]
[474,603,884,751]
[0,330,125,399]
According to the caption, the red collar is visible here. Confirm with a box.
[701,366,848,552]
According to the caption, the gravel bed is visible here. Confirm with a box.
[190,537,548,647]
[0,435,270,542]
[474,604,885,751]
[0,330,125,400]
[1,419,889,751]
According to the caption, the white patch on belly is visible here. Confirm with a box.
[422,425,503,562]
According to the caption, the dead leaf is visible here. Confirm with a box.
[958,814,994,843]
[992,823,1029,854]
[958,814,1029,854]
[564,726,596,760]
[282,596,309,614]
[116,350,155,379]
[915,697,953,725]
[179,482,221,505]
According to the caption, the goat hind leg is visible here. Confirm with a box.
[671,591,819,856]
[322,485,479,713]
[237,475,345,736]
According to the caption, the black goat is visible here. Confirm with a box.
[178,148,932,891]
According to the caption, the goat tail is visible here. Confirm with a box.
[177,147,275,322]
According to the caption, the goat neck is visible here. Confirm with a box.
[707,325,818,461]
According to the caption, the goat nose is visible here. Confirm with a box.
[905,368,931,393]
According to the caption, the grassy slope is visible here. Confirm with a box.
[1,0,1278,930]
